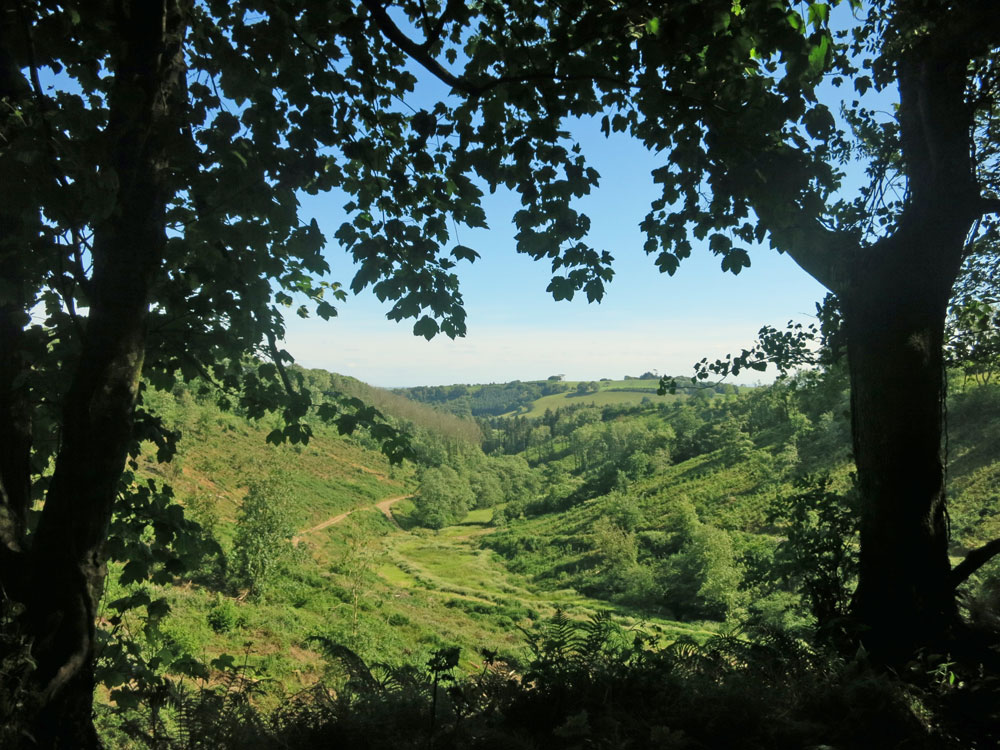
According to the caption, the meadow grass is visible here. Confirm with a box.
[517,389,677,418]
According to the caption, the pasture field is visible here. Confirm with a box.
[512,379,682,417]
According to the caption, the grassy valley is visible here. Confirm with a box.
[92,366,1000,748]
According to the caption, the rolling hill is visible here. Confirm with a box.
[95,366,1000,747]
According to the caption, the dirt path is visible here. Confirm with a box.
[374,494,411,529]
[291,512,353,544]
[293,494,412,543]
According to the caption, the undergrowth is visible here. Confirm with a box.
[94,612,999,749]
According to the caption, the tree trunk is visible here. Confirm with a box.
[833,37,982,665]
[4,3,189,746]
[0,0,36,565]
[843,233,960,664]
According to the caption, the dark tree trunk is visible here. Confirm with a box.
[833,33,985,664]
[0,0,35,564]
[843,235,960,664]
[1,3,190,746]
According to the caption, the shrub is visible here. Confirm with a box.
[769,474,859,641]
[231,472,295,599]
[207,597,242,633]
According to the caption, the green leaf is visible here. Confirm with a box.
[547,276,575,301]
[803,106,835,138]
[316,300,338,319]
[147,598,171,619]
[211,654,237,671]
[655,252,680,275]
[413,316,439,340]
[808,3,829,31]
[721,248,751,275]
[709,233,733,255]
[807,34,831,76]
[170,655,210,680]
[451,245,480,262]
[119,559,149,585]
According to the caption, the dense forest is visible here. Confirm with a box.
[4,0,1000,747]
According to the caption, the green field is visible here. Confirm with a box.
[510,379,683,417]
[515,387,671,417]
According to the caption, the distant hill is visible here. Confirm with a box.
[394,376,740,418]
[296,367,483,444]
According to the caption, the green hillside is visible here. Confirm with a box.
[99,372,519,700]
[514,379,684,417]
[93,368,1000,747]
[98,372,717,732]
[394,375,738,418]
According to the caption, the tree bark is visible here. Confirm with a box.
[840,39,981,663]
[0,0,35,565]
[843,238,959,663]
[9,3,189,746]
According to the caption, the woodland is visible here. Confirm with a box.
[3,0,1000,747]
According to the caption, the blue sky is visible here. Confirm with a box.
[34,6,878,390]
[283,14,875,389]
[289,119,829,388]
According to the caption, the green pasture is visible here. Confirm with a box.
[514,384,679,418]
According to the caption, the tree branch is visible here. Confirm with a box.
[0,305,32,554]
[359,0,632,96]
[772,222,857,295]
[265,325,298,399]
[360,0,472,93]
[951,537,1000,589]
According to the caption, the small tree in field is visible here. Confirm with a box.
[770,475,859,642]
[232,473,295,599]
[335,522,383,636]
[469,468,504,509]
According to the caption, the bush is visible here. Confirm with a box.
[769,474,859,640]
[657,522,746,620]
[231,472,295,599]
[207,597,242,633]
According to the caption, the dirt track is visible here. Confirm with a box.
[374,495,409,528]
[292,494,411,543]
